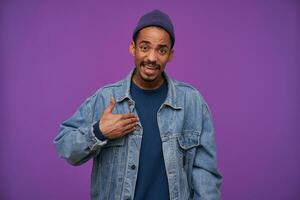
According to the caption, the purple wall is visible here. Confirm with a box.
[1,0,299,199]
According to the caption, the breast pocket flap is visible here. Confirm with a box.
[177,130,201,150]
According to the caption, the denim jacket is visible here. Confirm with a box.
[54,69,222,200]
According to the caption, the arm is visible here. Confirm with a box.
[53,92,138,166]
[53,92,106,166]
[192,103,222,200]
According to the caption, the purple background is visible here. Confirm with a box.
[1,0,299,199]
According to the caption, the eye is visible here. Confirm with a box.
[158,48,168,55]
[139,45,149,52]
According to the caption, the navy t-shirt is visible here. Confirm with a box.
[130,80,169,200]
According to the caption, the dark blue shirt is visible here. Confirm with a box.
[131,80,169,200]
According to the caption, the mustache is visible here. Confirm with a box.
[141,61,160,69]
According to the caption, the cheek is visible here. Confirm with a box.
[135,53,145,63]
[159,57,170,66]
[133,55,142,64]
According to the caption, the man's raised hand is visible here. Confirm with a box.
[99,97,138,139]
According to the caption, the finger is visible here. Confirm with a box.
[122,126,137,136]
[120,117,139,126]
[123,122,138,132]
[105,96,116,113]
[119,113,138,120]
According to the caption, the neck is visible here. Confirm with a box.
[132,71,165,90]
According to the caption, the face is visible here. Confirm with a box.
[129,26,174,89]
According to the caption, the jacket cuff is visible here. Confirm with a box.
[93,120,108,141]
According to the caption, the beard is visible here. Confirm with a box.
[140,73,158,82]
[139,61,162,82]
[140,60,160,70]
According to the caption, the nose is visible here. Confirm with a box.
[147,49,157,62]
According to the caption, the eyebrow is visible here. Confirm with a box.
[139,40,170,49]
[139,40,151,45]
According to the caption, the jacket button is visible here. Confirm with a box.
[131,164,136,170]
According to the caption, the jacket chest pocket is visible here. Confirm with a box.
[177,130,201,150]
[177,130,201,168]
[174,130,201,199]
[97,137,127,200]
[100,137,127,166]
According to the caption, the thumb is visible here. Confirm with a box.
[105,96,115,113]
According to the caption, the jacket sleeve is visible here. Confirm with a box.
[53,91,107,166]
[192,102,222,200]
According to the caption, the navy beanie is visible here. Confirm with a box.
[133,9,175,48]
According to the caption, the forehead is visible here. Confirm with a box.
[137,26,171,47]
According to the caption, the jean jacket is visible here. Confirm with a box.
[54,69,222,200]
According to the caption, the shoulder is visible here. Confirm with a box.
[170,78,213,117]
[83,78,126,105]
[170,78,206,104]
[91,76,127,96]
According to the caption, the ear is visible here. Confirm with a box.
[129,41,135,57]
[167,49,174,62]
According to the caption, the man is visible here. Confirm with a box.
[54,9,222,200]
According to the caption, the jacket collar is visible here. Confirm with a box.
[116,68,182,110]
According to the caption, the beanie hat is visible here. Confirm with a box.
[133,9,175,48]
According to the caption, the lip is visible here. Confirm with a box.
[141,64,159,76]
[142,64,159,70]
